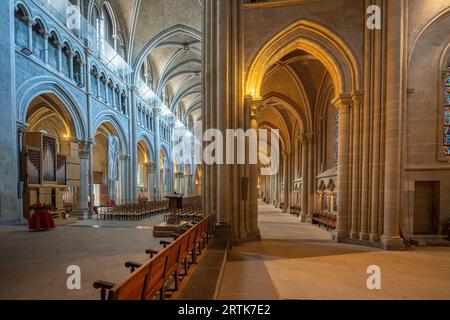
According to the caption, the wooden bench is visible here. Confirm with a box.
[93,214,216,300]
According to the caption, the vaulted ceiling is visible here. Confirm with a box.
[260,49,333,152]
[92,0,203,126]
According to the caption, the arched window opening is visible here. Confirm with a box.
[117,34,126,59]
[48,32,59,70]
[15,6,28,49]
[115,87,121,110]
[90,66,98,96]
[90,5,101,51]
[99,74,107,102]
[102,5,114,48]
[73,52,83,86]
[121,92,127,114]
[108,79,114,107]
[137,106,141,124]
[32,20,45,61]
[62,43,71,78]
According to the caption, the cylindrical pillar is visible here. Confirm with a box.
[381,0,405,250]
[350,92,364,239]
[334,95,352,242]
[154,108,161,200]
[301,134,309,221]
[77,142,90,218]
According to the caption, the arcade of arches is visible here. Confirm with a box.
[1,0,450,300]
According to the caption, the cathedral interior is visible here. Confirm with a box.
[0,0,449,301]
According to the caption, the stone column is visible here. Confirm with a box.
[301,134,310,221]
[283,151,290,212]
[333,95,352,242]
[146,163,155,201]
[43,32,49,64]
[129,85,138,202]
[350,92,364,239]
[248,98,260,239]
[381,0,405,250]
[275,168,280,206]
[307,134,314,220]
[85,48,94,213]
[154,107,161,200]
[27,19,33,52]
[119,154,129,204]
[369,0,385,243]
[77,142,90,218]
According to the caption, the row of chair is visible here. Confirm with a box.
[96,201,169,221]
[93,214,216,300]
[165,206,202,223]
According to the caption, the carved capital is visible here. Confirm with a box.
[247,97,262,121]
[145,162,156,171]
[120,154,130,161]
[351,90,364,108]
[16,121,29,133]
[78,141,90,159]
[153,107,162,116]
[301,132,314,144]
[332,94,352,114]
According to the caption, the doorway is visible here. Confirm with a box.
[414,181,440,235]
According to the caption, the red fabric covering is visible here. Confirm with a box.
[29,212,55,231]
[107,200,116,207]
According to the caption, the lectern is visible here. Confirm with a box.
[165,194,183,209]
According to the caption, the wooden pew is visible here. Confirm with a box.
[93,214,214,300]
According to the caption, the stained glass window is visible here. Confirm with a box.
[334,110,339,166]
[444,66,450,155]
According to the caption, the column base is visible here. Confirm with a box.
[300,214,307,222]
[359,232,370,241]
[349,231,360,240]
[332,229,349,242]
[214,223,233,241]
[370,233,381,243]
[380,235,406,251]
[247,227,261,241]
[72,209,91,221]
[238,229,248,241]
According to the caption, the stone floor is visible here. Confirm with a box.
[217,202,450,300]
[0,214,170,300]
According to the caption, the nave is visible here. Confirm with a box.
[217,201,450,300]
[0,214,172,300]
